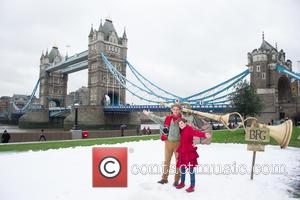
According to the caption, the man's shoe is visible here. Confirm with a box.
[185,186,195,192]
[157,179,168,184]
[175,182,185,189]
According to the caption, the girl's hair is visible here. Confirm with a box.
[178,118,187,123]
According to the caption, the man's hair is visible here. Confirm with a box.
[178,118,187,123]
[171,103,182,110]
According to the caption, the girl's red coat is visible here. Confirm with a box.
[176,125,206,168]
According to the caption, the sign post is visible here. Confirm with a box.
[245,127,270,180]
[250,151,256,180]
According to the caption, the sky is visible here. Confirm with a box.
[0,0,299,103]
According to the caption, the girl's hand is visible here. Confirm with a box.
[143,110,150,116]
[205,133,212,139]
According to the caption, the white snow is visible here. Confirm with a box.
[0,140,299,200]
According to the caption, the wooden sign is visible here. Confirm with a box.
[245,127,270,143]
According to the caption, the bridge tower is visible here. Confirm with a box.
[247,33,297,122]
[88,18,128,106]
[39,46,68,108]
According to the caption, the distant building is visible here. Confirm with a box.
[66,86,89,107]
[12,94,30,109]
[10,94,39,110]
[0,96,11,113]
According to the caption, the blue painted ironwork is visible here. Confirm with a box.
[184,69,250,101]
[187,70,249,102]
[204,91,235,104]
[104,104,231,113]
[126,60,182,100]
[276,65,300,80]
[12,79,40,113]
[49,107,71,118]
[101,52,176,103]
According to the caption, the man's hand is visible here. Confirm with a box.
[143,110,151,116]
[205,133,212,139]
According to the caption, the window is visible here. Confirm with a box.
[258,54,267,61]
[90,63,97,70]
[253,54,267,62]
[253,55,257,62]
[249,66,253,72]
[53,77,59,84]
[91,75,97,84]
[262,73,266,79]
[256,65,260,72]
[90,88,97,101]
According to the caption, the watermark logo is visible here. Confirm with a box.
[92,147,127,187]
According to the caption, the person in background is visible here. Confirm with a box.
[120,124,127,137]
[142,127,147,135]
[39,129,47,141]
[147,127,152,135]
[1,130,11,143]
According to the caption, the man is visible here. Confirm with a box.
[39,129,47,141]
[1,130,11,143]
[120,124,127,137]
[147,127,151,135]
[142,127,147,135]
[143,104,193,186]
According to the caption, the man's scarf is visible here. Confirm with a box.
[164,114,182,127]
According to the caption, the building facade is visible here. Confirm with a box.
[247,34,299,122]
[0,96,11,114]
[88,18,128,106]
[66,86,89,107]
[39,47,68,108]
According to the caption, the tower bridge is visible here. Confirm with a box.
[15,19,300,128]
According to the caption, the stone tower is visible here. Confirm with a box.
[88,18,128,106]
[39,46,68,108]
[247,33,295,121]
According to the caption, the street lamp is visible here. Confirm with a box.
[73,103,79,130]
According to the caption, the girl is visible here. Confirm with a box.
[176,118,211,192]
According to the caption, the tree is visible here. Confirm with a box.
[230,80,264,118]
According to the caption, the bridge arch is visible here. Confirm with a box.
[103,92,120,106]
[49,99,61,108]
[278,75,291,103]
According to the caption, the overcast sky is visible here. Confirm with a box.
[0,0,299,103]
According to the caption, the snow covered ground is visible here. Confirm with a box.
[0,140,299,200]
